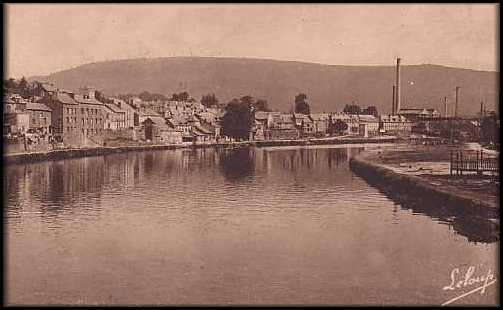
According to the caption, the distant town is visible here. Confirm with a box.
[3,59,499,155]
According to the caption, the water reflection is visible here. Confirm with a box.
[4,145,498,305]
[4,146,497,244]
[356,168,500,244]
[219,147,255,183]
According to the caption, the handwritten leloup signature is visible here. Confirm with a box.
[441,265,496,306]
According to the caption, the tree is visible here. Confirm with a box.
[362,106,378,117]
[221,98,254,140]
[329,120,348,135]
[201,93,219,108]
[343,104,361,115]
[4,78,17,91]
[295,93,310,114]
[170,93,180,101]
[178,91,190,102]
[170,91,190,102]
[138,91,153,102]
[18,77,28,91]
[95,90,114,104]
[117,93,135,101]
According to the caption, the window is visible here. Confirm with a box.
[81,108,84,114]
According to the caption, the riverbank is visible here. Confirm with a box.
[349,145,499,219]
[3,135,399,165]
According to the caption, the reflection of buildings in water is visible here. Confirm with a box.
[345,146,360,162]
[4,158,108,221]
[256,148,346,174]
[327,148,349,169]
[255,149,273,174]
[4,165,29,214]
[144,153,155,176]
[102,153,138,188]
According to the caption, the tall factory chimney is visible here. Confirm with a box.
[455,86,460,118]
[395,58,401,114]
[444,97,448,118]
[480,101,484,118]
[392,85,396,115]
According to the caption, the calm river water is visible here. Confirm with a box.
[4,145,499,305]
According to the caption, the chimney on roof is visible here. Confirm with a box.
[79,86,96,100]
[395,58,401,113]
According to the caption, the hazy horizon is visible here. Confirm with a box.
[5,4,498,78]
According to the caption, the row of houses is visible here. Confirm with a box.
[251,111,419,140]
[4,82,444,147]
[4,83,224,147]
[4,94,53,136]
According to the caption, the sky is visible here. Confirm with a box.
[5,4,499,78]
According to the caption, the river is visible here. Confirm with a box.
[4,145,499,305]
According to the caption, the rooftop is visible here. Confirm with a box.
[104,103,126,113]
[74,94,102,105]
[26,102,52,112]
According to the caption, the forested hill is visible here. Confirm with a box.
[29,57,498,116]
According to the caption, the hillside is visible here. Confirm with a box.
[29,57,498,116]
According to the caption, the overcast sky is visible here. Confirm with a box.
[5,4,498,78]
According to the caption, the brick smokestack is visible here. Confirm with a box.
[444,97,448,118]
[392,85,396,115]
[395,58,401,113]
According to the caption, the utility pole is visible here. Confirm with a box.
[395,58,401,113]
[479,101,484,143]
[444,97,448,118]
[455,86,460,119]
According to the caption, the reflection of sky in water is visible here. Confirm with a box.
[4,146,499,306]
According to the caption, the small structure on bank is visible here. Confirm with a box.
[142,116,183,144]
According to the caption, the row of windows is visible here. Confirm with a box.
[31,117,48,124]
[30,111,48,118]
[66,107,101,115]
[66,117,103,124]
[82,108,100,115]
[83,128,102,135]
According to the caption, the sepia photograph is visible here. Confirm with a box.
[3,3,500,306]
